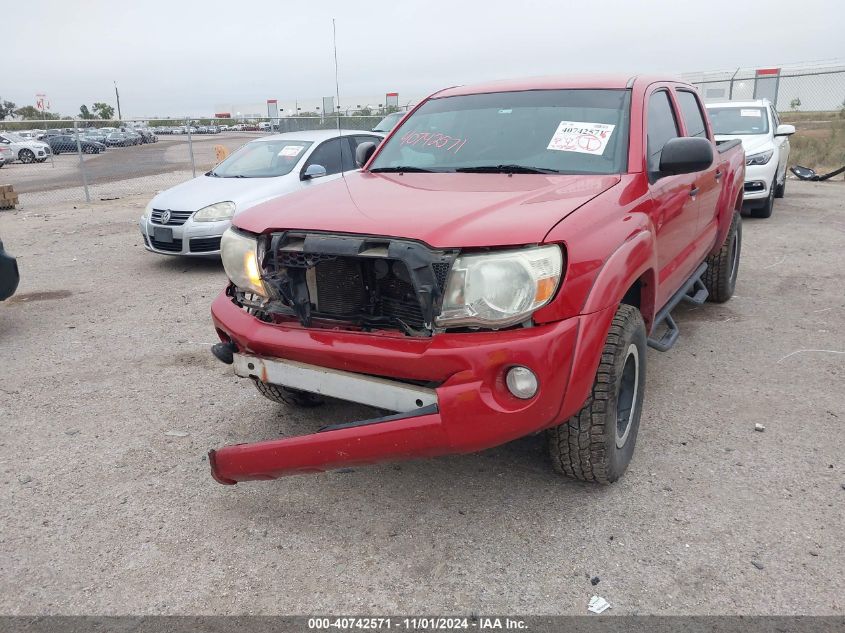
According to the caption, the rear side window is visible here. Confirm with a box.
[676,91,708,138]
[647,91,679,174]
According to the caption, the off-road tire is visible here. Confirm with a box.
[749,179,775,218]
[253,379,324,407]
[703,211,741,303]
[774,176,786,198]
[547,304,646,484]
[19,149,35,164]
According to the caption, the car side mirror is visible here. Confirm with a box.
[658,137,714,176]
[302,164,327,180]
[775,124,796,136]
[355,141,377,167]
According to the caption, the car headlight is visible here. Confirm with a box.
[746,149,773,166]
[221,228,266,297]
[141,200,153,220]
[194,201,236,222]
[435,245,563,329]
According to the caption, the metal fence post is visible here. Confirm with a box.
[73,120,91,203]
[186,117,196,178]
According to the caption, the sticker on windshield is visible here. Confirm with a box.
[279,145,303,157]
[740,109,762,117]
[547,121,615,155]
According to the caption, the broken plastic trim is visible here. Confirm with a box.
[257,231,459,335]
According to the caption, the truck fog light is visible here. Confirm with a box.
[506,366,538,399]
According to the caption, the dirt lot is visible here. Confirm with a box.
[0,180,843,615]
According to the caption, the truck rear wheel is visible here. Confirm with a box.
[703,211,741,303]
[547,304,646,484]
[253,379,324,408]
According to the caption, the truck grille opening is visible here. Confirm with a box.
[246,232,458,336]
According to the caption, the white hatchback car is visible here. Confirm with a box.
[706,100,795,218]
[139,129,382,256]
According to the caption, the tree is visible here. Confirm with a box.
[789,97,801,111]
[14,105,61,120]
[0,99,16,120]
[93,102,115,120]
[79,104,95,119]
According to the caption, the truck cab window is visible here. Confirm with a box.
[647,91,680,174]
[676,91,708,138]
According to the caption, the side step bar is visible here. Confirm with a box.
[647,263,708,352]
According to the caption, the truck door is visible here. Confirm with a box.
[646,89,701,304]
[674,89,723,239]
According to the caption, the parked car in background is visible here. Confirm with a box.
[206,75,746,485]
[0,145,13,167]
[0,236,19,302]
[105,132,131,147]
[139,129,383,257]
[46,135,106,155]
[706,100,794,219]
[0,132,51,163]
[372,110,405,133]
[82,129,109,144]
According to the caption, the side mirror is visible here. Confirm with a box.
[302,164,327,180]
[659,137,714,176]
[775,124,796,136]
[355,141,377,167]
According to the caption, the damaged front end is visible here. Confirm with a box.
[234,231,459,337]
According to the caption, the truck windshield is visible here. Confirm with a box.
[369,89,630,175]
[210,139,313,178]
[707,106,770,135]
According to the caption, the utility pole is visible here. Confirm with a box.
[114,81,122,121]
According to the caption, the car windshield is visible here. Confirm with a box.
[707,106,770,135]
[4,133,26,142]
[210,139,313,178]
[373,112,403,132]
[368,89,631,175]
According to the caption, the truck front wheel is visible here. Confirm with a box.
[253,379,324,407]
[547,304,646,484]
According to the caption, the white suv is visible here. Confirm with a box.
[705,100,794,218]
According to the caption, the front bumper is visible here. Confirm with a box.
[139,216,230,256]
[743,161,777,201]
[209,292,615,483]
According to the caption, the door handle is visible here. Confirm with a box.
[715,170,723,181]
[689,186,700,197]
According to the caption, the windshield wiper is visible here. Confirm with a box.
[369,166,441,173]
[456,164,560,174]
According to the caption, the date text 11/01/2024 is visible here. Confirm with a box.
[307,617,528,629]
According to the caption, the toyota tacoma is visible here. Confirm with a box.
[207,75,745,484]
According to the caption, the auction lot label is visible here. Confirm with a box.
[547,120,615,155]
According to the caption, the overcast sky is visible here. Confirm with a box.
[4,0,843,117]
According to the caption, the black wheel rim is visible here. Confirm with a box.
[729,229,740,285]
[616,344,639,449]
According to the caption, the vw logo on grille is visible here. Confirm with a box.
[160,209,171,224]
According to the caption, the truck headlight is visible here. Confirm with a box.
[195,201,235,222]
[746,149,773,166]
[141,200,153,220]
[436,245,563,329]
[221,228,266,297]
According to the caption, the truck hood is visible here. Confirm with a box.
[234,171,620,248]
[150,173,297,215]
[715,134,772,156]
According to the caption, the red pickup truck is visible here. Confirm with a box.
[208,75,745,485]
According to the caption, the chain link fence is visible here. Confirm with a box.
[0,115,387,207]
[685,65,845,172]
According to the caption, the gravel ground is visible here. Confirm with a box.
[0,180,843,615]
